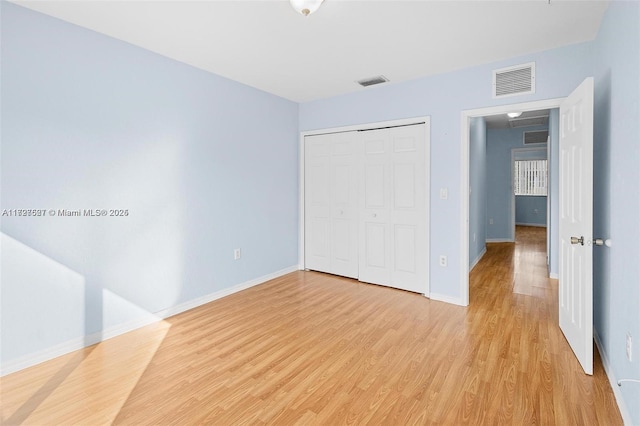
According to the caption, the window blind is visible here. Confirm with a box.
[514,160,547,196]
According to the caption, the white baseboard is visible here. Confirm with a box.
[157,265,298,319]
[485,238,514,243]
[515,222,547,228]
[469,247,487,271]
[594,330,633,425]
[549,272,558,279]
[1,334,94,377]
[0,265,298,377]
[429,292,468,307]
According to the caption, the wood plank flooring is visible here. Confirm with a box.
[1,226,622,424]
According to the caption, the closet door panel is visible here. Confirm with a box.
[305,122,428,294]
[305,135,332,273]
[330,134,358,278]
[394,164,416,209]
[359,129,392,286]
[305,132,358,278]
[307,218,330,266]
[365,222,387,266]
[389,125,427,293]
[394,224,417,273]
[364,164,386,209]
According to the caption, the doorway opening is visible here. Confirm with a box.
[462,78,595,376]
[460,98,564,306]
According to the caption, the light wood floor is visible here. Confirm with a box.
[1,226,622,425]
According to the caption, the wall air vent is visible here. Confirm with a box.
[357,75,389,87]
[523,130,549,145]
[509,115,548,128]
[493,62,535,98]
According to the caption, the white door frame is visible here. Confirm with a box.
[547,136,552,267]
[299,116,431,296]
[460,98,563,306]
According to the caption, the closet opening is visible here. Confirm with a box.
[299,117,430,296]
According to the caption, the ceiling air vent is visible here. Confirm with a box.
[523,130,549,145]
[493,62,535,98]
[357,75,389,87]
[509,115,548,128]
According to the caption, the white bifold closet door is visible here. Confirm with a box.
[304,131,359,279]
[359,125,427,293]
[304,123,427,294]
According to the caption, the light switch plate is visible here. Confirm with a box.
[440,188,448,200]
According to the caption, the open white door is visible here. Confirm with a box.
[559,77,594,375]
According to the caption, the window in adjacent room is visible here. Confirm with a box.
[514,159,547,196]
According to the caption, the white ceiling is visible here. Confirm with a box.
[13,0,610,103]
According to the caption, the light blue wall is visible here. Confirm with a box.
[300,43,592,301]
[468,117,486,268]
[0,3,299,369]
[485,126,548,242]
[515,196,546,226]
[592,2,640,423]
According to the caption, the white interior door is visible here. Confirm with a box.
[559,77,594,375]
[330,132,358,278]
[390,125,427,292]
[305,134,332,273]
[304,132,358,278]
[359,125,427,293]
[360,129,391,285]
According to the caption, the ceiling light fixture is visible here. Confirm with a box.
[290,0,324,16]
[507,111,523,118]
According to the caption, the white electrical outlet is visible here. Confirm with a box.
[489,218,494,225]
[439,255,447,267]
[234,248,241,260]
[627,333,633,362]
[439,188,448,200]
